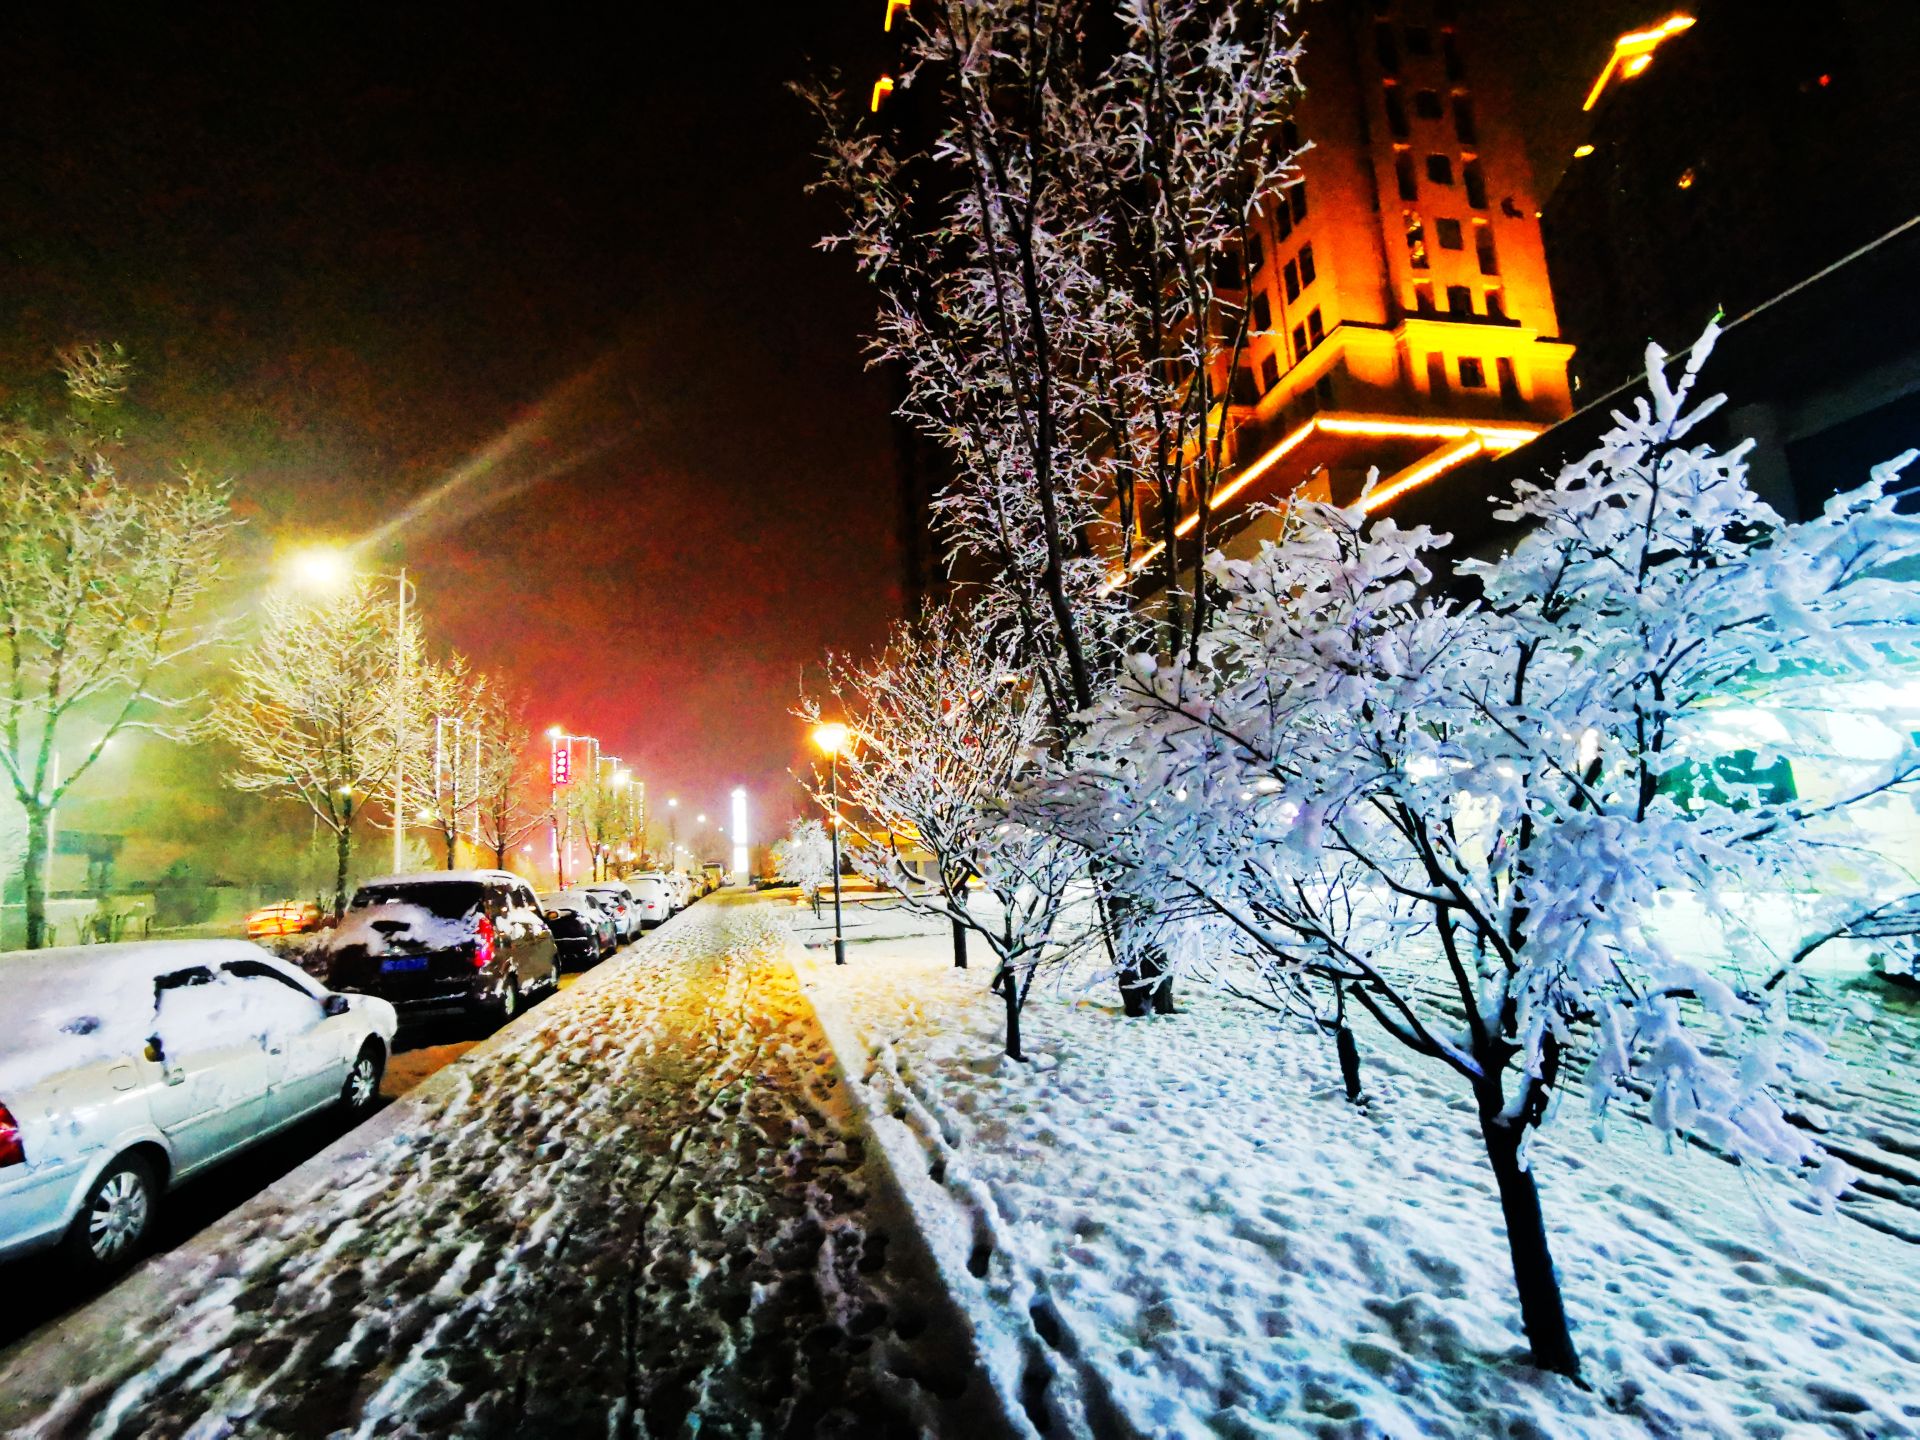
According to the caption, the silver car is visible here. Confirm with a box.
[0,939,397,1276]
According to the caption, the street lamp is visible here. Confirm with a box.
[666,797,679,872]
[289,545,415,874]
[547,726,598,887]
[811,721,851,965]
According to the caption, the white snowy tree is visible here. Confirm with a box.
[0,345,236,947]
[802,606,1086,1059]
[215,580,414,916]
[472,688,543,871]
[416,651,488,870]
[772,817,835,915]
[1039,327,1920,1377]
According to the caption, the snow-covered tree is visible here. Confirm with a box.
[215,580,411,916]
[416,651,487,869]
[0,346,236,947]
[772,817,835,915]
[472,689,543,871]
[1040,328,1920,1377]
[802,606,1085,1058]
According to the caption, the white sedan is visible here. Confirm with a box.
[1,940,397,1276]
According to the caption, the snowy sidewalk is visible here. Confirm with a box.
[0,896,1009,1439]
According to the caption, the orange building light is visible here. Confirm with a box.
[1583,13,1696,111]
[871,75,894,112]
[884,0,911,31]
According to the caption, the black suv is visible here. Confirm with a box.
[322,871,559,1026]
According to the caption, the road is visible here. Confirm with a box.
[0,896,998,1438]
[0,974,583,1353]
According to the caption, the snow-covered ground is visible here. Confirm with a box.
[0,897,1006,1439]
[789,900,1920,1440]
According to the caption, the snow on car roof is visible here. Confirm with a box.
[359,869,528,888]
[0,939,274,1000]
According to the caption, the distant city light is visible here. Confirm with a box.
[731,786,748,884]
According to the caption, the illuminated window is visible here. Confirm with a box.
[1404,25,1432,56]
[1427,153,1453,185]
[1252,290,1273,330]
[1474,220,1498,275]
[1677,166,1697,190]
[1260,352,1281,393]
[1395,148,1418,201]
[1463,158,1487,209]
[1414,89,1443,120]
[1459,357,1486,388]
[1384,85,1410,139]
[1404,211,1429,269]
[1447,284,1472,316]
[1283,259,1301,302]
[1299,244,1316,288]
[1435,217,1464,250]
[1453,94,1478,144]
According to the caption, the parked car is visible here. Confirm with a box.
[625,873,677,928]
[590,882,648,940]
[1,939,396,1277]
[320,871,559,1026]
[244,900,325,940]
[541,891,615,968]
[701,862,727,894]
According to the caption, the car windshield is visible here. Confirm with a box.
[350,882,483,920]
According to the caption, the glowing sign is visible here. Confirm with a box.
[1583,14,1696,111]
[551,741,571,786]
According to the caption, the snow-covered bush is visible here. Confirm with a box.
[772,817,835,913]
[1038,327,1920,1377]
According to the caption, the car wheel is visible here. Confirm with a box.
[494,976,520,1025]
[63,1153,157,1278]
[341,1041,384,1115]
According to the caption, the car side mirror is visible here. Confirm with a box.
[322,994,351,1018]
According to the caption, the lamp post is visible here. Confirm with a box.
[811,722,850,966]
[547,726,597,887]
[288,547,414,875]
[666,797,678,872]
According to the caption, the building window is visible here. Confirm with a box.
[1497,356,1521,405]
[1230,367,1262,406]
[1281,118,1300,152]
[1453,94,1478,144]
[1394,148,1418,201]
[1474,221,1499,275]
[1292,322,1308,358]
[1442,29,1465,81]
[1426,353,1447,392]
[1247,230,1265,275]
[1435,217,1464,250]
[1414,89,1443,120]
[1316,374,1336,406]
[1426,153,1453,185]
[1404,211,1429,269]
[1413,281,1435,315]
[1289,183,1308,224]
[1252,289,1272,330]
[1283,259,1301,302]
[1261,351,1281,393]
[1299,244,1316,289]
[1459,357,1486,388]
[1307,308,1325,347]
[1384,85,1410,139]
[1463,158,1487,209]
[1447,284,1472,315]
[1375,23,1400,74]
[1404,25,1433,56]
[1275,202,1293,242]
[1486,287,1507,320]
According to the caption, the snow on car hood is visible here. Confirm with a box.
[320,901,478,956]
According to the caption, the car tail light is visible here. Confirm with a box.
[0,1102,25,1168]
[473,914,496,970]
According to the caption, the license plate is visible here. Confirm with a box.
[381,956,429,973]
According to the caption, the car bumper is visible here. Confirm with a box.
[0,1158,89,1262]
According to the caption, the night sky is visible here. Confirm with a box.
[0,1,1636,863]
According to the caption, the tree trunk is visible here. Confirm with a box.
[493,838,507,868]
[1335,1023,1363,1103]
[333,825,353,919]
[445,829,457,869]
[951,913,968,969]
[1119,941,1176,1016]
[23,806,49,949]
[996,966,1024,1061]
[1478,1102,1582,1379]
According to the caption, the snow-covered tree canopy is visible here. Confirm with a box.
[772,817,835,902]
[1036,327,1920,1375]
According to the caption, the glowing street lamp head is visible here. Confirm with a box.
[811,721,851,757]
[667,797,678,809]
[546,725,565,740]
[288,545,353,593]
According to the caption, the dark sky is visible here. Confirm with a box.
[0,3,905,836]
[0,1,1641,849]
